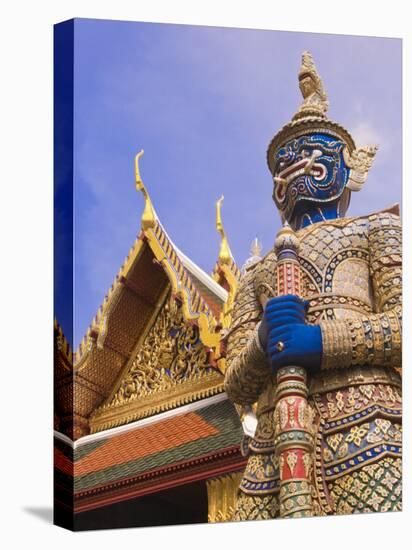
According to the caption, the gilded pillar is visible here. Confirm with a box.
[206,472,243,523]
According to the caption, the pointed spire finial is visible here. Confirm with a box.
[241,236,262,273]
[135,149,156,230]
[294,51,329,120]
[250,237,262,258]
[216,195,233,265]
[274,221,300,256]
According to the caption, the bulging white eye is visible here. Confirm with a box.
[312,164,327,181]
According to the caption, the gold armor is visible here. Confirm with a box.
[224,211,402,519]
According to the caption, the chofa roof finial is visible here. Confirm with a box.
[216,195,233,265]
[135,150,156,230]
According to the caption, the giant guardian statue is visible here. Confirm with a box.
[224,52,402,520]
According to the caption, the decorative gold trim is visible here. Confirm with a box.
[309,365,402,395]
[207,472,243,523]
[73,235,147,367]
[320,320,353,370]
[54,318,73,367]
[90,286,226,432]
[145,225,220,348]
[102,283,171,406]
[134,151,221,351]
[89,371,224,432]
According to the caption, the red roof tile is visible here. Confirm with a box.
[74,412,218,477]
[55,447,73,476]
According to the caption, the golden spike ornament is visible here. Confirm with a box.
[214,195,238,335]
[135,149,156,230]
[216,195,233,265]
[272,223,315,518]
[250,237,262,258]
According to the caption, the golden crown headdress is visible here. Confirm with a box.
[267,52,377,193]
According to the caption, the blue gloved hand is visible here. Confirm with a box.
[258,295,322,372]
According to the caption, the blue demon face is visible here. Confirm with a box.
[272,133,350,223]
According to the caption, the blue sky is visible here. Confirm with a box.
[71,19,401,347]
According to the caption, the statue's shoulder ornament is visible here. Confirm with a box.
[252,249,277,306]
[237,204,400,308]
[367,204,401,232]
[296,203,400,241]
[233,255,265,305]
[233,248,277,308]
[366,205,402,275]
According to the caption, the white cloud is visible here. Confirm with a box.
[347,121,393,170]
[350,121,383,148]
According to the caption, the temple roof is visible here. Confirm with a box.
[54,396,245,512]
[175,246,227,318]
[54,151,241,440]
[74,223,226,366]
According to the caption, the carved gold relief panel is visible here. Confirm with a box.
[88,292,224,431]
[109,294,211,406]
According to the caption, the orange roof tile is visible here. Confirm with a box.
[74,412,218,477]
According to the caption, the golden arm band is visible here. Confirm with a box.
[319,320,352,370]
[319,308,402,370]
[347,307,402,368]
[224,270,271,406]
[320,212,402,371]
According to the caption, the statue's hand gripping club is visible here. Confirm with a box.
[259,295,322,372]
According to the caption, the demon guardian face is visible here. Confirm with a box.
[267,52,377,229]
[272,133,350,225]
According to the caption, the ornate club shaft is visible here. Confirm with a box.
[273,223,315,518]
